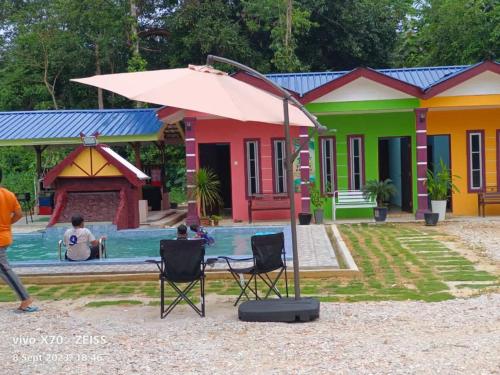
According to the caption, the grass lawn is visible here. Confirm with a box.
[0,223,498,306]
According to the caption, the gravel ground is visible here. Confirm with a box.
[439,220,500,262]
[1,294,499,375]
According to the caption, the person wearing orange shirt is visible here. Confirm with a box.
[0,169,37,312]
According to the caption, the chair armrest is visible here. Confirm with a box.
[205,258,218,265]
[145,259,162,272]
[218,256,253,262]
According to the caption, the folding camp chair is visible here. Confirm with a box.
[220,232,288,306]
[147,239,215,318]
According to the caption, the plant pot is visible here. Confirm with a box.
[314,209,324,224]
[373,207,388,222]
[424,212,439,226]
[298,213,312,225]
[200,217,211,226]
[170,202,178,209]
[431,200,447,221]
[212,220,219,226]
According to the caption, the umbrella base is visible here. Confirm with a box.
[238,298,320,322]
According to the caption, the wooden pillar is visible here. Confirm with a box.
[33,145,47,180]
[131,142,142,169]
[415,108,429,219]
[185,118,200,225]
[299,126,310,213]
[130,142,143,200]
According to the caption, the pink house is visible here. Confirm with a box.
[157,108,310,224]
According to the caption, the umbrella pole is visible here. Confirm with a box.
[283,98,301,300]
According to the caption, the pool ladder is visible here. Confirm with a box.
[58,238,107,261]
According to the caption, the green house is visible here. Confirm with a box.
[267,67,426,219]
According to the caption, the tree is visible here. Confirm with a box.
[241,0,313,72]
[297,0,412,70]
[162,0,255,69]
[395,0,499,66]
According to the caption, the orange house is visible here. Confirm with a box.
[424,61,500,216]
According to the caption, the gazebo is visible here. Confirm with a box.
[43,143,149,229]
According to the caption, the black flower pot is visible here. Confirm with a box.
[373,207,388,222]
[424,212,439,226]
[298,213,312,225]
[170,202,178,209]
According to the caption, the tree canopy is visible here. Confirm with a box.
[1,0,497,111]
[0,0,497,197]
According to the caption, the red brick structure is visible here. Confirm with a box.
[43,144,149,229]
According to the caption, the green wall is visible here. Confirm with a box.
[310,110,418,219]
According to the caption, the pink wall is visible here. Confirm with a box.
[194,119,302,222]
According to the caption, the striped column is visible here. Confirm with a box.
[415,108,429,219]
[185,117,200,226]
[299,126,310,213]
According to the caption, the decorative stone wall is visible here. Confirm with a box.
[59,191,119,223]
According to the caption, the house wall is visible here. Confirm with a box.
[194,119,302,222]
[312,111,418,219]
[427,108,500,216]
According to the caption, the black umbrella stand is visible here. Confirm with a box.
[206,55,323,322]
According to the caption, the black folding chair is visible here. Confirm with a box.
[220,232,289,306]
[147,239,215,319]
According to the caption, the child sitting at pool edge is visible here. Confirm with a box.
[63,214,106,261]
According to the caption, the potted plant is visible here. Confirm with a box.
[424,211,439,226]
[298,212,312,225]
[210,214,222,226]
[362,179,397,222]
[194,168,223,226]
[310,183,327,224]
[425,159,459,221]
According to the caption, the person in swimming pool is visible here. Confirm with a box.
[189,224,215,245]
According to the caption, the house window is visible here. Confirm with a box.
[468,131,484,191]
[320,137,336,194]
[245,140,260,195]
[348,136,364,190]
[273,139,287,193]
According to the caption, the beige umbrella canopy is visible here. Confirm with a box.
[71,65,314,127]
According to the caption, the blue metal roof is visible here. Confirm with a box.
[0,108,162,145]
[265,65,470,96]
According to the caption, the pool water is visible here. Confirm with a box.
[8,225,288,262]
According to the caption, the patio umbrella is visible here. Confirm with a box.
[72,59,322,321]
[71,65,315,127]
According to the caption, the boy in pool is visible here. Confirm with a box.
[63,215,105,261]
[189,224,215,245]
[176,224,188,240]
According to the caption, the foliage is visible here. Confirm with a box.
[362,179,397,207]
[395,0,499,66]
[425,159,460,201]
[309,182,326,209]
[298,0,412,70]
[241,0,313,72]
[194,168,223,217]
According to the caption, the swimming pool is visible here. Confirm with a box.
[9,225,289,264]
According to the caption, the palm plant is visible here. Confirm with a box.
[194,168,223,217]
[362,179,397,207]
[426,159,459,200]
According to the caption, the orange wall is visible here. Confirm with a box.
[195,119,301,222]
[427,108,500,215]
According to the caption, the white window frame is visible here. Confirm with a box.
[273,139,287,194]
[245,140,260,195]
[321,137,335,194]
[349,136,363,190]
[468,132,483,190]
